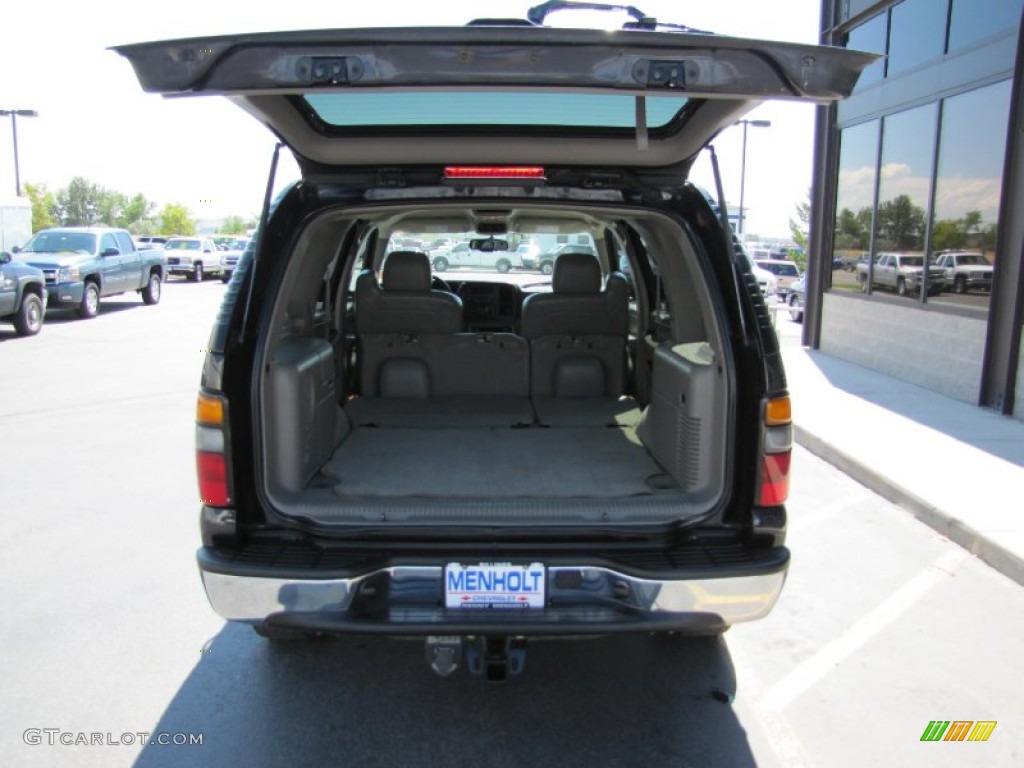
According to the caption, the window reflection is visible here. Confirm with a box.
[869,104,938,297]
[831,120,879,291]
[931,80,1012,307]
[887,0,947,76]
[846,12,887,90]
[949,0,1023,51]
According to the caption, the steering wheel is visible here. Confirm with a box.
[431,275,452,293]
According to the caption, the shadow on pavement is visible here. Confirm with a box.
[42,302,146,323]
[803,348,1024,468]
[136,624,757,768]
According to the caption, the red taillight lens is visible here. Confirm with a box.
[758,396,792,506]
[444,165,546,179]
[196,392,231,507]
[197,451,230,507]
[758,451,791,506]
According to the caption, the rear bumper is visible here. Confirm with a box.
[198,546,789,634]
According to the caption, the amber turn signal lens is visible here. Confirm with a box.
[765,396,791,426]
[196,393,225,426]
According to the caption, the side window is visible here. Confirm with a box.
[100,233,119,254]
[608,232,638,336]
[115,232,134,254]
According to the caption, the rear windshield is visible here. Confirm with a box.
[166,240,201,250]
[304,92,688,130]
[760,263,799,276]
[371,230,602,291]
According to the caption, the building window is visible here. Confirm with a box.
[846,12,888,91]
[876,104,936,253]
[887,0,948,76]
[931,80,1013,307]
[831,120,880,290]
[948,0,1023,52]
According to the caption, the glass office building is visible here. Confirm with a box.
[809,0,1024,418]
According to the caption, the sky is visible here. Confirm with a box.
[0,0,823,239]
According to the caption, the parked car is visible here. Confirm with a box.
[430,240,517,273]
[218,239,249,283]
[737,241,778,298]
[116,12,871,675]
[932,251,993,294]
[857,252,945,296]
[163,236,222,281]
[16,227,165,317]
[536,243,598,276]
[516,241,540,270]
[752,258,801,298]
[136,236,168,250]
[0,250,46,336]
[787,274,806,323]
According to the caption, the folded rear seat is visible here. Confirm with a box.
[352,332,533,427]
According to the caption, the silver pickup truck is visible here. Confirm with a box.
[857,252,945,297]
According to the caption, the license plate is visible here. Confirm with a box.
[445,562,546,610]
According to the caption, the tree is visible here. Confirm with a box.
[875,194,925,251]
[24,182,58,231]
[221,215,248,234]
[789,190,811,249]
[98,191,153,230]
[931,210,987,252]
[157,203,196,236]
[931,218,966,252]
[834,207,868,250]
[56,176,103,226]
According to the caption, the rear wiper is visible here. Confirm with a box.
[526,0,710,34]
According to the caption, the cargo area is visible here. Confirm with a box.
[256,202,732,528]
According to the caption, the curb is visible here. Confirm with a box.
[794,424,1024,588]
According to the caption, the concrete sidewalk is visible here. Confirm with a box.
[778,328,1024,587]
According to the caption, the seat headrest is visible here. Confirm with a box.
[382,250,431,291]
[553,252,602,294]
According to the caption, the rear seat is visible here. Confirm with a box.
[521,251,629,397]
[350,250,638,429]
[521,252,638,426]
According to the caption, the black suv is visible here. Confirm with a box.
[118,5,870,677]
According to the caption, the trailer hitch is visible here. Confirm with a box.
[425,635,528,681]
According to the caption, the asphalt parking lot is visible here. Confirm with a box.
[1,280,1022,767]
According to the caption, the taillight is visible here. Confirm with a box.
[196,392,232,507]
[758,395,792,506]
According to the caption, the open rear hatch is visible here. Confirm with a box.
[113,20,873,174]
[115,11,873,533]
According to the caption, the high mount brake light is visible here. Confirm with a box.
[444,166,546,180]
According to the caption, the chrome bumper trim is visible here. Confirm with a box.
[201,563,786,629]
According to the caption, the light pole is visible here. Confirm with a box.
[0,109,39,197]
[735,118,771,238]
